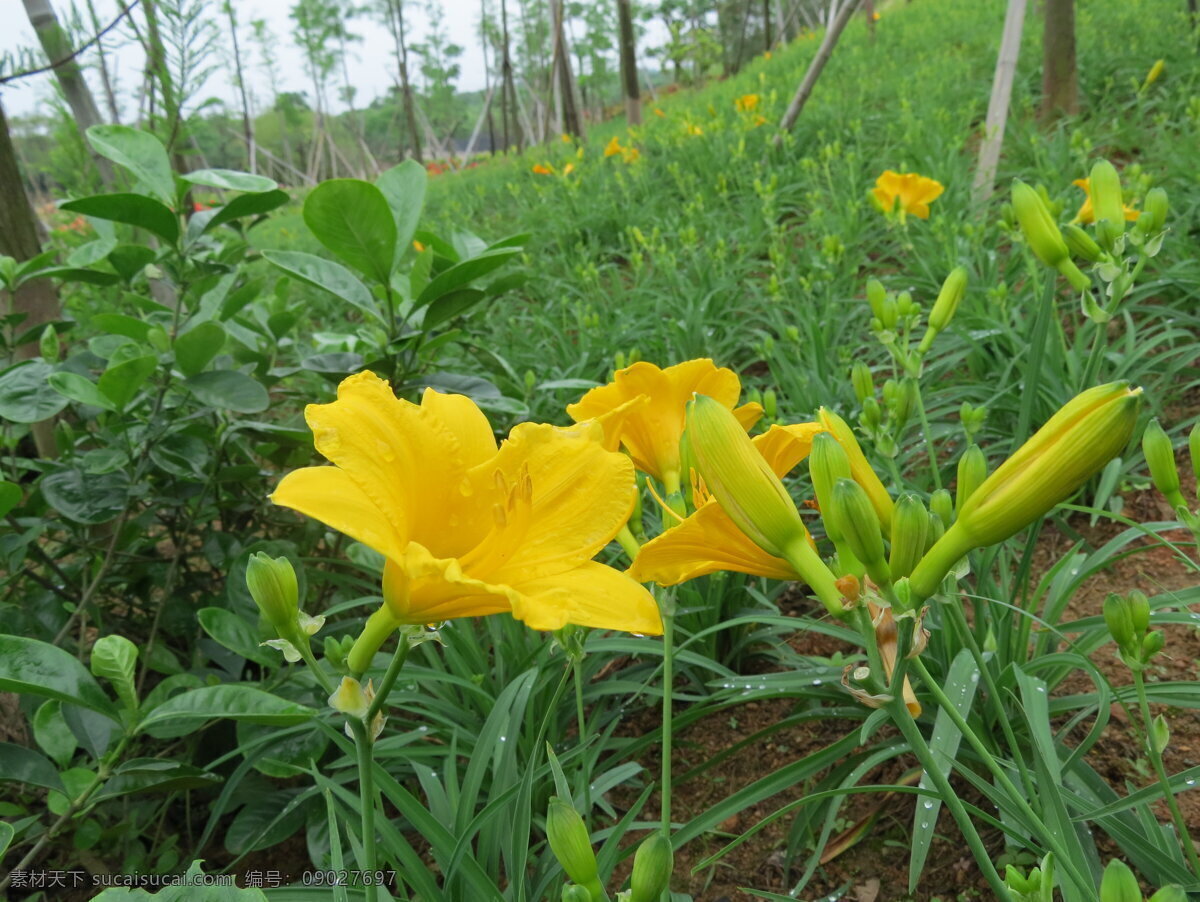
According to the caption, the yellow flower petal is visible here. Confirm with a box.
[390,546,515,623]
[752,422,823,478]
[511,561,662,634]
[419,387,497,469]
[271,466,406,562]
[733,401,764,431]
[630,501,798,585]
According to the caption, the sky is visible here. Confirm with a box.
[0,0,497,120]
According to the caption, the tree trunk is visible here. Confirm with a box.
[616,0,641,124]
[21,0,115,186]
[385,0,424,162]
[0,102,59,458]
[500,0,521,150]
[223,1,257,173]
[763,0,772,51]
[864,0,876,41]
[140,0,184,154]
[1040,0,1078,121]
[549,0,583,137]
[776,0,862,137]
[972,0,1027,206]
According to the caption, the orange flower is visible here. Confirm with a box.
[735,93,760,112]
[751,114,768,128]
[532,163,555,175]
[871,170,945,220]
[654,107,666,118]
[622,147,640,164]
[604,136,624,158]
[412,240,426,253]
[1071,178,1139,225]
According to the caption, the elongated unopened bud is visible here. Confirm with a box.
[629,832,673,902]
[1142,187,1168,234]
[889,493,929,580]
[929,488,953,527]
[1012,179,1091,291]
[909,383,1141,599]
[866,279,887,319]
[817,408,894,530]
[1099,859,1141,902]
[955,444,987,516]
[560,885,592,902]
[1191,423,1200,493]
[831,478,890,587]
[1089,160,1125,240]
[1063,224,1104,262]
[1103,594,1136,653]
[1142,418,1185,508]
[851,362,874,403]
[546,797,600,890]
[919,266,968,353]
[246,553,300,637]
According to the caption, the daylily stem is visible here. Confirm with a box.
[350,719,380,902]
[367,634,411,724]
[660,601,675,853]
[573,656,592,816]
[1132,669,1200,877]
[782,535,845,617]
[911,380,942,491]
[616,523,641,562]
[348,605,403,678]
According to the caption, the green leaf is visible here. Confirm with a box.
[0,360,68,423]
[41,467,129,524]
[34,266,120,286]
[174,322,226,377]
[377,160,427,268]
[93,759,222,802]
[204,189,289,233]
[197,607,276,667]
[0,742,66,795]
[48,371,119,412]
[138,685,318,738]
[236,721,329,778]
[303,179,397,283]
[0,480,22,517]
[98,354,157,410]
[91,312,151,341]
[185,370,269,414]
[261,249,382,324]
[108,245,157,282]
[416,248,520,306]
[0,635,117,719]
[61,194,179,244]
[33,700,77,768]
[91,635,139,711]
[0,820,13,860]
[181,168,277,193]
[422,288,488,330]
[86,125,175,205]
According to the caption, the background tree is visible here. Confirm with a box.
[1041,0,1079,120]
[379,0,424,161]
[617,0,641,123]
[291,0,345,180]
[221,0,256,172]
[412,0,464,152]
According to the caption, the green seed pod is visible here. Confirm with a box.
[1098,859,1141,902]
[1089,160,1125,239]
[546,797,600,890]
[866,279,887,319]
[929,489,954,527]
[1063,224,1104,262]
[1140,630,1164,663]
[1103,594,1135,652]
[889,493,930,580]
[1142,418,1184,507]
[1128,590,1151,637]
[851,362,874,403]
[831,478,890,587]
[955,444,987,517]
[246,553,300,637]
[629,832,673,902]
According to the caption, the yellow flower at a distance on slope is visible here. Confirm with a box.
[272,371,661,635]
[871,170,945,220]
[735,93,761,112]
[685,122,704,136]
[604,136,624,157]
[1071,177,1139,225]
[532,163,555,175]
[566,359,762,494]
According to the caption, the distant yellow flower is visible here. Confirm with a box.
[412,240,426,253]
[604,136,624,157]
[654,107,666,117]
[685,122,704,136]
[1143,58,1165,88]
[751,114,768,128]
[272,371,661,634]
[1071,178,1139,225]
[567,358,762,493]
[872,10,881,20]
[563,162,576,175]
[871,170,945,220]
[763,51,772,60]
[735,93,760,112]
[630,422,823,585]
[561,133,573,143]
[532,163,555,175]
[623,146,641,164]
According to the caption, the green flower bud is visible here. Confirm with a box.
[1103,594,1136,652]
[955,444,987,517]
[861,397,882,430]
[1143,187,1168,233]
[1191,422,1200,493]
[1012,179,1091,291]
[1142,418,1185,508]
[831,478,889,587]
[926,510,945,549]
[546,797,600,890]
[927,266,968,334]
[561,886,592,902]
[323,635,355,670]
[866,279,887,319]
[246,553,300,637]
[1089,160,1125,239]
[1149,888,1187,902]
[763,389,777,421]
[896,291,917,318]
[809,433,851,535]
[889,493,930,580]
[1140,630,1164,662]
[1153,713,1170,753]
[1128,590,1151,637]
[1063,224,1104,263]
[851,362,874,403]
[929,489,954,527]
[629,832,673,902]
[1098,859,1141,902]
[880,295,899,330]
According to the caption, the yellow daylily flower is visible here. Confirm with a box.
[654,107,666,118]
[871,170,945,220]
[566,359,763,492]
[630,423,822,585]
[735,93,761,112]
[272,371,661,635]
[532,163,555,175]
[685,123,704,136]
[604,136,624,158]
[1071,178,1139,225]
[623,146,641,164]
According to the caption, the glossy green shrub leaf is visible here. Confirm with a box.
[181,168,277,193]
[91,635,138,711]
[422,288,488,331]
[98,354,156,410]
[33,700,77,768]
[40,467,129,524]
[303,178,397,283]
[197,607,276,667]
[48,371,118,412]
[0,360,69,423]
[225,787,309,854]
[0,742,66,795]
[107,244,157,282]
[86,125,175,205]
[261,249,382,324]
[0,821,13,860]
[60,194,179,244]
[91,313,151,341]
[61,704,116,759]
[235,721,329,778]
[416,248,520,306]
[0,480,22,517]
[0,635,117,719]
[204,189,289,233]
[35,266,120,286]
[174,321,226,377]
[377,160,427,267]
[138,685,318,738]
[93,759,223,802]
[185,370,269,413]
